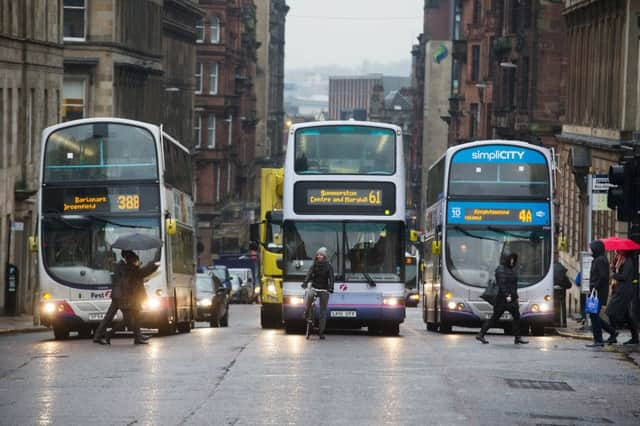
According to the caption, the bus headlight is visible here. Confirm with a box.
[197,299,212,307]
[267,281,277,295]
[43,302,56,314]
[531,304,540,312]
[456,303,465,311]
[409,294,420,301]
[544,294,551,302]
[383,297,401,306]
[143,298,162,311]
[254,286,261,294]
[289,296,304,305]
[540,303,550,312]
[447,301,457,310]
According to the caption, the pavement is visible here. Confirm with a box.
[0,314,47,334]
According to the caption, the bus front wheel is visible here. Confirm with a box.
[530,324,545,336]
[383,322,400,336]
[426,322,438,332]
[158,321,176,336]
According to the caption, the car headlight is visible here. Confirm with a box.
[267,281,277,295]
[254,286,261,294]
[409,294,420,300]
[197,299,212,307]
[143,297,162,311]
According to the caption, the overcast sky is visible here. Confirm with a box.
[284,0,423,71]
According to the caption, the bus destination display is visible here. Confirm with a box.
[447,201,549,226]
[43,186,159,214]
[294,181,395,215]
[307,189,383,207]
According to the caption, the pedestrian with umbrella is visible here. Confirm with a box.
[93,233,162,345]
[606,250,639,345]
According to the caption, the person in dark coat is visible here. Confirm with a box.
[586,240,617,347]
[301,247,334,339]
[606,250,639,345]
[476,252,528,344]
[93,250,159,345]
[553,254,572,328]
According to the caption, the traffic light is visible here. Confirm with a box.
[607,158,637,221]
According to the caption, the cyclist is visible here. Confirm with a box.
[302,247,335,339]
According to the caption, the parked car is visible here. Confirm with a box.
[229,268,256,303]
[195,272,230,327]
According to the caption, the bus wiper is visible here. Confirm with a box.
[453,225,499,242]
[87,215,151,229]
[487,226,526,239]
[361,269,376,287]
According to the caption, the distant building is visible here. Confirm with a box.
[193,0,260,263]
[0,0,64,315]
[329,75,410,121]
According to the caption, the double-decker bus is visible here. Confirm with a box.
[281,121,407,336]
[37,118,196,339]
[422,140,554,336]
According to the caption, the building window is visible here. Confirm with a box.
[470,103,479,139]
[194,113,202,148]
[473,0,482,24]
[195,63,202,94]
[207,115,216,148]
[209,62,218,95]
[216,166,221,201]
[210,17,220,43]
[196,19,204,43]
[471,45,480,82]
[61,79,85,122]
[63,0,86,41]
[518,57,529,110]
[227,162,231,193]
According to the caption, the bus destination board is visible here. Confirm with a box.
[294,181,395,215]
[447,201,549,226]
[43,185,160,214]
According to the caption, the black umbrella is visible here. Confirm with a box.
[111,233,163,250]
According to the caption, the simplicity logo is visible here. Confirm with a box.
[471,150,525,161]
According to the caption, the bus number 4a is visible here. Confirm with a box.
[518,209,532,223]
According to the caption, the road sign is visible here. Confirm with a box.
[591,174,611,211]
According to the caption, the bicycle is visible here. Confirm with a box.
[304,287,330,339]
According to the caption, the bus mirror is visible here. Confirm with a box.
[28,236,38,252]
[409,230,419,242]
[557,235,567,252]
[431,241,441,255]
[166,218,177,236]
[273,233,282,245]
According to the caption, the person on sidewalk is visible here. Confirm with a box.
[586,240,617,347]
[94,250,159,345]
[476,252,528,345]
[553,253,572,328]
[606,250,639,345]
[301,247,335,340]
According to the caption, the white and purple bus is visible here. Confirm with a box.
[422,140,554,336]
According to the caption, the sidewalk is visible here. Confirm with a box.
[0,315,48,334]
[555,316,635,342]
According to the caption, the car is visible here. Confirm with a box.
[405,289,420,307]
[228,268,256,303]
[228,274,244,303]
[195,272,230,327]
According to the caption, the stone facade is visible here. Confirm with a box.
[63,0,202,147]
[254,0,288,167]
[193,0,259,265]
[0,0,64,315]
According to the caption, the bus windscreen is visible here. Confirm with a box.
[294,125,396,175]
[44,123,158,183]
[448,145,549,198]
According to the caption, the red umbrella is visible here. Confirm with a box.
[599,236,640,251]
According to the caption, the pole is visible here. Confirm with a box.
[586,174,593,245]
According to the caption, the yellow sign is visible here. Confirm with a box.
[64,196,108,211]
[117,194,140,211]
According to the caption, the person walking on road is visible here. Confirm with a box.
[606,250,639,345]
[586,240,617,347]
[476,252,528,345]
[94,250,159,345]
[301,247,334,340]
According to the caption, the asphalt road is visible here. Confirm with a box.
[1,305,639,426]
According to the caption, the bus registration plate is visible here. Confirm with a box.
[484,313,512,320]
[330,311,356,318]
[89,313,105,321]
